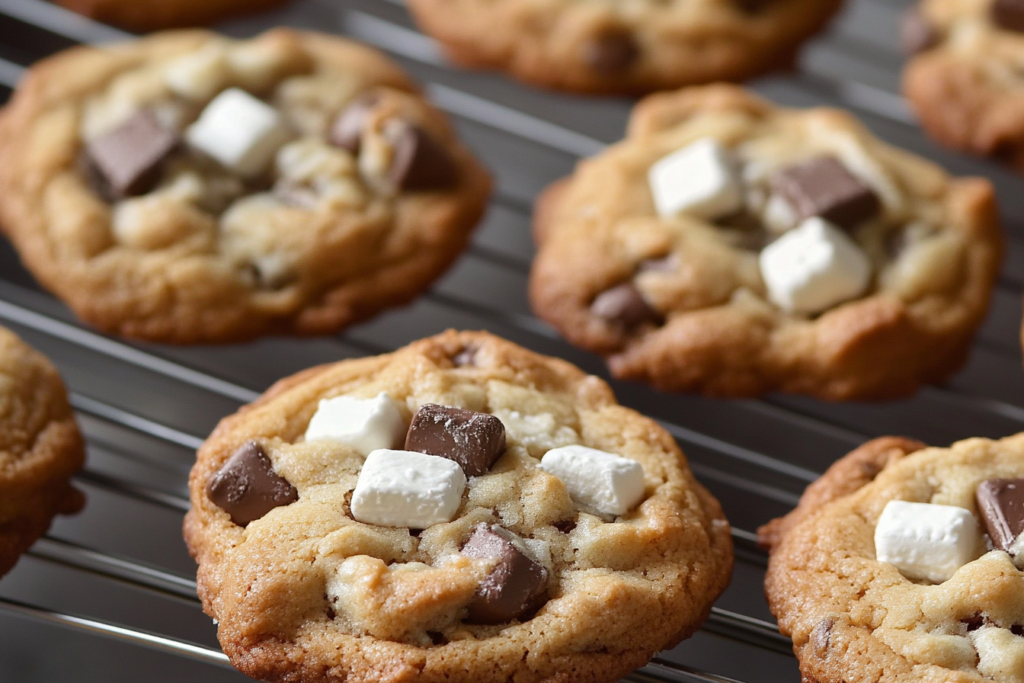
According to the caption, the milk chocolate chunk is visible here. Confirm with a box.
[206,441,298,526]
[584,27,639,73]
[85,110,179,199]
[976,478,1024,554]
[902,7,941,54]
[591,283,660,328]
[384,121,459,191]
[405,404,506,477]
[461,524,548,624]
[328,94,380,153]
[993,0,1024,33]
[771,156,881,230]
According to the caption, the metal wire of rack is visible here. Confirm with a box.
[0,0,1021,680]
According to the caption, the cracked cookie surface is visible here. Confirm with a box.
[184,330,732,683]
[761,434,1024,683]
[0,29,490,343]
[407,0,845,94]
[0,326,85,577]
[529,85,1002,400]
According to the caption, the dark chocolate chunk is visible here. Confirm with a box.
[583,27,639,74]
[771,156,881,230]
[328,94,380,153]
[461,524,548,624]
[384,121,459,191]
[85,110,179,200]
[452,345,478,367]
[206,441,298,526]
[810,616,836,656]
[405,404,506,477]
[591,283,661,328]
[976,478,1024,553]
[902,8,941,54]
[993,0,1024,33]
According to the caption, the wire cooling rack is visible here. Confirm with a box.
[0,0,1021,680]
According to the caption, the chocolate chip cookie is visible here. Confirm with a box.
[406,0,845,94]
[183,330,733,683]
[903,0,1024,169]
[54,0,288,32]
[0,326,86,578]
[759,434,1024,683]
[0,29,490,343]
[530,85,1002,400]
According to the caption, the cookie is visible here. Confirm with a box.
[406,0,845,94]
[529,85,1002,400]
[0,29,490,343]
[903,0,1024,170]
[183,330,733,683]
[758,434,1024,683]
[0,326,86,578]
[54,0,288,32]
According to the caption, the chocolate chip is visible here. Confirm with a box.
[976,478,1024,553]
[993,0,1024,33]
[328,94,380,153]
[452,345,478,367]
[461,524,548,624]
[85,110,179,200]
[810,616,836,656]
[962,614,986,631]
[583,27,639,74]
[591,283,661,328]
[771,156,881,230]
[384,121,459,191]
[405,404,506,477]
[206,441,298,526]
[902,8,941,54]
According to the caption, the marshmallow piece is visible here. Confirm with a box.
[648,138,743,220]
[874,500,980,583]
[350,449,467,528]
[305,392,405,457]
[759,216,872,314]
[186,88,291,177]
[539,445,644,516]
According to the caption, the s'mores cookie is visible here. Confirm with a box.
[184,330,733,683]
[0,30,490,343]
[530,85,1002,400]
[0,326,85,577]
[760,435,1024,683]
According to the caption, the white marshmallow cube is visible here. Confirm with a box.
[539,445,645,516]
[759,216,872,315]
[648,138,743,220]
[350,449,467,528]
[305,392,405,457]
[874,500,979,583]
[186,88,291,177]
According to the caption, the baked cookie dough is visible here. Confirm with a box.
[903,0,1024,170]
[529,85,1002,400]
[54,0,288,32]
[759,434,1024,683]
[0,326,86,578]
[0,30,490,343]
[406,0,845,94]
[184,330,732,683]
